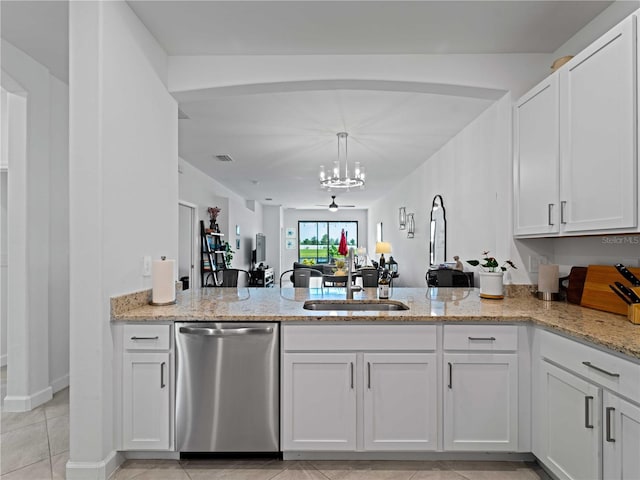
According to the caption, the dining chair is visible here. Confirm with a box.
[279,268,323,288]
[218,269,251,287]
[360,268,379,287]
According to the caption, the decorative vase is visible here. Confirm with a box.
[479,271,504,299]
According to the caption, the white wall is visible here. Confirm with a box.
[263,205,283,280]
[178,157,264,285]
[1,171,7,367]
[282,208,368,271]
[1,39,68,410]
[369,95,522,287]
[1,88,7,367]
[48,75,69,392]
[69,2,177,476]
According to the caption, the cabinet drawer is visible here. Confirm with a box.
[540,329,640,401]
[284,325,436,351]
[123,324,170,351]
[443,325,518,351]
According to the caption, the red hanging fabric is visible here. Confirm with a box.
[338,229,348,256]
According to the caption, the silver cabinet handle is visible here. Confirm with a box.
[131,336,159,340]
[448,362,452,389]
[582,361,620,378]
[606,407,615,442]
[350,362,354,389]
[468,336,496,341]
[584,396,594,429]
[179,326,273,336]
[160,361,166,388]
[560,200,567,225]
[548,203,554,226]
[367,362,371,389]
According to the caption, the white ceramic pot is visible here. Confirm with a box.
[479,271,504,299]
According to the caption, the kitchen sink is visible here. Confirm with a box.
[303,300,409,311]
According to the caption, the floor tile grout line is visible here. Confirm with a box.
[45,414,54,479]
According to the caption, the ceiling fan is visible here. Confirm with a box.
[316,195,356,212]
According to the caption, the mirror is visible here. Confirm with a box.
[429,195,446,266]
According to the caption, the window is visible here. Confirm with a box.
[298,221,358,264]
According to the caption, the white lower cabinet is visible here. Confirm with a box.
[538,361,600,480]
[122,352,171,450]
[282,353,357,451]
[535,330,640,480]
[443,353,518,451]
[282,351,438,452]
[363,353,438,451]
[282,324,438,452]
[603,392,640,480]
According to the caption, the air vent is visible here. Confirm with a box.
[178,109,189,120]
[215,155,234,162]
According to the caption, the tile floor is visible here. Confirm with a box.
[1,385,550,479]
[1,386,69,479]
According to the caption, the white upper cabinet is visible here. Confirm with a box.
[514,13,638,237]
[514,73,560,236]
[560,15,637,233]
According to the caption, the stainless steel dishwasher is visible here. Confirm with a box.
[175,322,279,452]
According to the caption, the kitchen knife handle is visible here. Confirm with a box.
[548,203,554,226]
[560,201,567,225]
[582,361,620,378]
[584,396,594,429]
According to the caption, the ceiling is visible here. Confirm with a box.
[127,1,613,56]
[1,1,616,210]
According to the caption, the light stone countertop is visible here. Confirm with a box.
[112,287,640,360]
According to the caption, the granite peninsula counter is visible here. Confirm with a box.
[112,287,640,359]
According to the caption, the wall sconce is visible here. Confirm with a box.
[399,207,406,230]
[407,213,415,238]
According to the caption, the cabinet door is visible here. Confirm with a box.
[282,353,357,451]
[539,361,600,480]
[560,15,637,233]
[603,392,640,480]
[122,352,170,450]
[443,354,518,451]
[514,73,560,236]
[363,353,438,451]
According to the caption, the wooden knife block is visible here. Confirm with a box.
[581,265,640,316]
[629,302,640,324]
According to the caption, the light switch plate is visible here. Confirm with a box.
[143,256,152,276]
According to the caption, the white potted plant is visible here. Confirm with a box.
[467,252,517,299]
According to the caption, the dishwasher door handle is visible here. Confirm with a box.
[179,326,274,336]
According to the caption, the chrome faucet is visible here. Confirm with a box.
[346,248,362,300]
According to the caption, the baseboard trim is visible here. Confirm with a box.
[123,451,180,460]
[51,373,69,393]
[66,450,123,480]
[3,385,53,412]
[283,451,536,461]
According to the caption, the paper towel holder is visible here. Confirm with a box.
[150,256,178,306]
[536,291,563,301]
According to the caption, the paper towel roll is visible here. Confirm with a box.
[152,258,176,305]
[538,264,559,293]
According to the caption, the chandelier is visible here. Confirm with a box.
[319,132,365,189]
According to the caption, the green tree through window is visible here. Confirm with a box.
[298,221,358,264]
